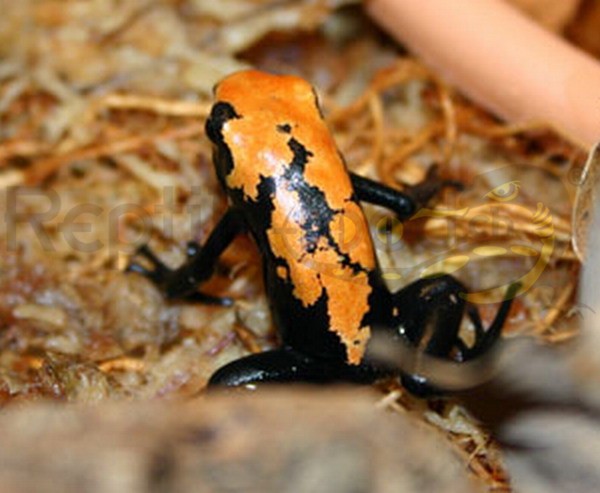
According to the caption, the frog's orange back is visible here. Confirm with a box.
[207,70,377,365]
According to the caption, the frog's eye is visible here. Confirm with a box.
[485,180,521,202]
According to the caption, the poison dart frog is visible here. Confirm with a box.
[128,70,516,396]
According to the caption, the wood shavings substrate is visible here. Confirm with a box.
[0,1,589,491]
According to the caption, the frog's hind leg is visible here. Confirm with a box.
[391,274,516,396]
[207,348,380,388]
[208,348,332,388]
[393,274,467,357]
[455,283,519,361]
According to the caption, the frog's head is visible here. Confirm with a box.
[205,70,321,195]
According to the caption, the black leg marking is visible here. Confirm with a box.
[207,347,382,388]
[401,164,463,211]
[184,291,233,307]
[207,348,333,388]
[392,275,518,396]
[185,241,201,258]
[456,282,520,361]
[393,275,467,357]
[351,172,416,219]
[466,304,485,339]
[350,164,463,220]
[127,208,244,301]
[126,244,171,283]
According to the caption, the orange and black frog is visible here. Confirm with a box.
[128,70,516,396]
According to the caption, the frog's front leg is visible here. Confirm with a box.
[127,208,244,303]
[350,165,462,220]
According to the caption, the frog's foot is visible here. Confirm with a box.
[127,243,232,306]
[403,164,464,209]
[126,244,172,284]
